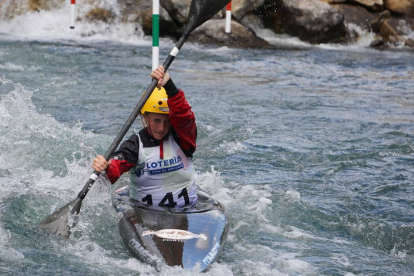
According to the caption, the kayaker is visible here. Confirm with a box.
[92,65,197,207]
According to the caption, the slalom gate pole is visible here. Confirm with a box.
[152,0,160,70]
[70,0,76,29]
[225,1,231,33]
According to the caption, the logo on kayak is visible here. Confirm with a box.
[203,242,220,265]
[142,229,207,242]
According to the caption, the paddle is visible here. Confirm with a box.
[40,0,231,238]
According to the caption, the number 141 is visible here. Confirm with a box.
[141,188,190,207]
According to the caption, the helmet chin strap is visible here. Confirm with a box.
[141,114,153,138]
[141,113,169,143]
[141,113,165,159]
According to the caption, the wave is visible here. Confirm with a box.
[0,62,40,72]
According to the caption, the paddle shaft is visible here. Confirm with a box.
[76,33,190,202]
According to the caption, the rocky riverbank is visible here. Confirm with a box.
[1,0,413,49]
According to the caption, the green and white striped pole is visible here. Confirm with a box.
[152,0,160,70]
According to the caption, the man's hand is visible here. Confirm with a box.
[150,65,170,89]
[92,155,111,172]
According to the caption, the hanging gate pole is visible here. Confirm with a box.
[225,1,231,33]
[152,0,160,70]
[70,0,76,29]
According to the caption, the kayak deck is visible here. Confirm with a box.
[112,186,229,272]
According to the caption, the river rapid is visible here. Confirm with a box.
[1,5,414,276]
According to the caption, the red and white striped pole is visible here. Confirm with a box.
[225,1,231,33]
[70,0,76,29]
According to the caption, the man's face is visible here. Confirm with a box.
[144,112,171,140]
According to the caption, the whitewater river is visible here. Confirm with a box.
[1,15,414,276]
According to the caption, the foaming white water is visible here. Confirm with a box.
[0,62,40,71]
[0,222,12,246]
[218,140,246,155]
[196,167,233,205]
[255,21,414,52]
[59,237,158,274]
[0,2,149,46]
[331,253,351,267]
[195,167,323,275]
[0,77,114,222]
[256,28,312,49]
[0,77,147,274]
[57,234,234,276]
[196,167,358,275]
[315,23,376,52]
[0,77,95,172]
[251,22,378,51]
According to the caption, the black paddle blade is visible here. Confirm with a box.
[39,197,82,238]
[186,0,231,33]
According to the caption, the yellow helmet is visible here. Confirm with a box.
[140,87,169,115]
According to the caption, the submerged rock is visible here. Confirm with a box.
[187,19,269,48]
[0,0,63,20]
[347,0,384,11]
[231,0,265,21]
[85,8,116,23]
[384,0,414,16]
[118,0,180,38]
[160,0,192,31]
[370,38,386,48]
[281,0,349,44]
[405,38,414,48]
[29,0,53,12]
[330,3,376,30]
[370,10,405,44]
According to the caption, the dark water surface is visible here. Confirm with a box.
[1,36,414,276]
